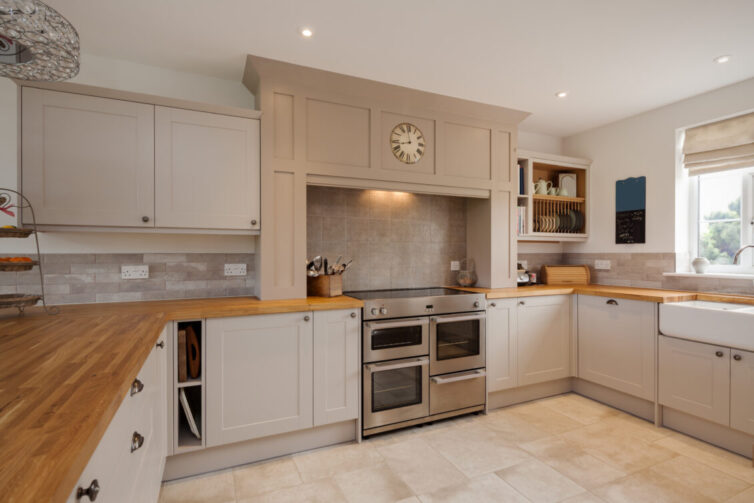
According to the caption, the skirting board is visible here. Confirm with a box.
[487,378,573,410]
[662,407,754,460]
[164,420,357,481]
[572,379,655,422]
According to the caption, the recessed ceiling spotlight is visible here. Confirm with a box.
[555,91,568,98]
[714,55,731,64]
[300,27,314,38]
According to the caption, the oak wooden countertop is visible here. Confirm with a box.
[0,295,363,503]
[456,284,699,303]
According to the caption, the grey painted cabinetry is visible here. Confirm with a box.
[578,295,656,400]
[486,299,518,392]
[517,295,571,386]
[731,348,754,436]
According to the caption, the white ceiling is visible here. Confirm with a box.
[48,0,754,137]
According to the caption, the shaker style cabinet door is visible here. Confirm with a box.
[486,299,518,392]
[517,295,571,386]
[730,348,754,436]
[313,309,360,426]
[22,87,155,227]
[658,335,730,426]
[577,295,656,400]
[154,107,260,230]
[206,313,313,447]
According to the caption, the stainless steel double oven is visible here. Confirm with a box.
[350,288,487,436]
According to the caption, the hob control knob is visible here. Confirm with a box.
[473,301,481,308]
[371,308,379,316]
[380,307,388,315]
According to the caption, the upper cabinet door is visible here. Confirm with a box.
[155,107,260,230]
[22,88,155,227]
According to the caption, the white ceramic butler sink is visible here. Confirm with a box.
[660,301,754,351]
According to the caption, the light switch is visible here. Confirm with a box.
[450,261,460,271]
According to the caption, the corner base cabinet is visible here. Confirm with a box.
[578,295,656,400]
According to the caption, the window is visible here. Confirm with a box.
[690,168,754,271]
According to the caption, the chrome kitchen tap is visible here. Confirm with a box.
[733,244,754,264]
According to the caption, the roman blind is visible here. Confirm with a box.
[683,111,754,175]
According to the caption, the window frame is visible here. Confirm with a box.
[688,169,754,273]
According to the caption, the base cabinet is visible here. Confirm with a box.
[206,312,314,447]
[578,295,656,400]
[731,348,754,436]
[659,335,730,426]
[486,299,518,392]
[517,295,571,386]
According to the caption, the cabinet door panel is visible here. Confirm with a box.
[206,313,313,447]
[486,299,518,392]
[313,309,360,426]
[22,87,155,227]
[517,295,570,386]
[658,336,730,426]
[731,349,754,436]
[578,295,656,400]
[155,107,260,230]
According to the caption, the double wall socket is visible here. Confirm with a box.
[450,261,460,271]
[594,260,612,270]
[121,265,149,280]
[224,264,247,276]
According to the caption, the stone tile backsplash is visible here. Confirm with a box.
[1,253,255,305]
[307,186,467,291]
[519,251,754,296]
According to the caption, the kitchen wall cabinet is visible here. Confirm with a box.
[67,328,167,503]
[486,299,518,392]
[578,295,656,400]
[205,312,313,447]
[22,87,155,228]
[730,348,754,436]
[155,107,260,230]
[312,309,360,426]
[659,335,730,426]
[517,295,571,386]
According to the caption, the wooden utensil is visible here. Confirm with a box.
[186,326,201,379]
[177,329,188,382]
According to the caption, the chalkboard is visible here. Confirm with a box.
[616,176,646,244]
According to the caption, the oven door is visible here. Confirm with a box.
[363,317,429,363]
[430,312,486,375]
[363,356,429,430]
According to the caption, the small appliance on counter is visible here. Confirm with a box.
[517,262,536,286]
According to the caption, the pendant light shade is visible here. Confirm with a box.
[0,0,79,81]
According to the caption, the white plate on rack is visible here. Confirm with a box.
[558,173,577,198]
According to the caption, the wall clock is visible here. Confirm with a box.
[390,122,425,164]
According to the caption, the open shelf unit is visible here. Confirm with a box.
[516,150,591,242]
[171,319,206,455]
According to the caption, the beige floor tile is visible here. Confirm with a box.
[482,408,553,444]
[159,470,236,503]
[233,457,302,499]
[560,493,606,503]
[395,498,422,503]
[593,469,717,503]
[648,455,750,502]
[561,414,668,447]
[378,436,468,495]
[496,458,586,502]
[293,442,383,482]
[333,463,414,503]
[424,422,532,477]
[506,401,585,434]
[521,435,626,489]
[654,433,754,484]
[418,473,529,503]
[538,393,620,425]
[238,478,346,503]
[726,486,754,503]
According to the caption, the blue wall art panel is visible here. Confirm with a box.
[616,176,646,244]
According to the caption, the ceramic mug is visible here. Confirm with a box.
[548,187,560,196]
[533,178,552,195]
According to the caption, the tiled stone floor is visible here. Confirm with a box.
[159,393,754,502]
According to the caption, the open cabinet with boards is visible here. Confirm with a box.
[172,320,205,454]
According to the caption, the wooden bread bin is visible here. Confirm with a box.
[540,265,591,285]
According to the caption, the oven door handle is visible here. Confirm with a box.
[431,313,486,324]
[431,369,486,384]
[366,357,429,372]
[364,317,429,331]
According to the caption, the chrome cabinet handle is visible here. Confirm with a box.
[76,479,100,501]
[304,315,310,322]
[518,301,525,306]
[734,354,742,361]
[155,341,165,349]
[431,369,486,384]
[489,302,497,307]
[131,431,145,453]
[251,219,258,225]
[350,312,357,318]
[130,378,144,396]
[606,299,619,306]
[366,357,428,372]
[715,351,724,358]
[142,216,150,223]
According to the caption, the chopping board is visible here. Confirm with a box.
[177,329,188,382]
[186,325,201,379]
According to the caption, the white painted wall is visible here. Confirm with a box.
[563,77,754,254]
[518,130,563,155]
[0,54,257,254]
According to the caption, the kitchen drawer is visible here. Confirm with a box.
[429,369,486,415]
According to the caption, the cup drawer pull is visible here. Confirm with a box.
[130,431,145,452]
[130,378,144,396]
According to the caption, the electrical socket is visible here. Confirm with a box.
[450,260,460,271]
[224,263,247,276]
[595,260,611,270]
[121,265,149,280]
